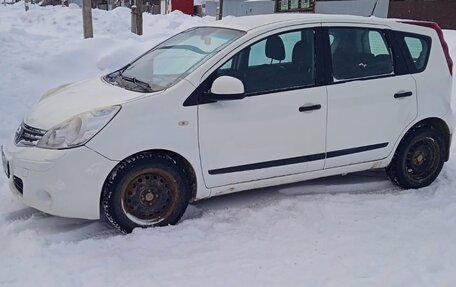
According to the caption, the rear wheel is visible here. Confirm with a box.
[102,153,191,233]
[386,127,446,189]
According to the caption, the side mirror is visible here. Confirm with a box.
[209,76,245,101]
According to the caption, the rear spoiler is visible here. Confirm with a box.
[399,20,453,75]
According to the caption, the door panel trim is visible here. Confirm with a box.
[326,142,388,158]
[208,142,388,175]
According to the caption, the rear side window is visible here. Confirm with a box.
[329,27,394,81]
[398,33,431,73]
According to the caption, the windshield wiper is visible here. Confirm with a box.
[118,71,153,93]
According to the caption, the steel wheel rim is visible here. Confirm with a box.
[121,168,178,225]
[405,137,440,182]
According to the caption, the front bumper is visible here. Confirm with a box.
[2,140,118,220]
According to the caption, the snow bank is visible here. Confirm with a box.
[1,5,456,287]
[0,4,212,142]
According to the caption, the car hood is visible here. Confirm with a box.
[25,77,161,130]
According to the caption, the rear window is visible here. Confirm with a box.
[397,32,431,73]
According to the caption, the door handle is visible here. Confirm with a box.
[299,104,321,112]
[394,91,413,99]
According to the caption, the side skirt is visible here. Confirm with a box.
[209,158,390,197]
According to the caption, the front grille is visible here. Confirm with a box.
[13,176,23,194]
[15,122,46,147]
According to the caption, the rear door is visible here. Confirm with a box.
[323,24,417,169]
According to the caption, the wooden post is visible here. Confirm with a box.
[82,0,93,38]
[136,0,143,35]
[131,0,143,35]
[131,5,137,34]
[217,0,223,20]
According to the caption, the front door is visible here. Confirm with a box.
[198,28,328,188]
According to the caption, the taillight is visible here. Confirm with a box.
[400,20,453,76]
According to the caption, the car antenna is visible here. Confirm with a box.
[369,0,378,17]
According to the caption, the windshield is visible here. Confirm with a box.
[112,27,245,92]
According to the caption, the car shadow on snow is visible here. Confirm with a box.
[194,169,398,211]
[1,169,397,242]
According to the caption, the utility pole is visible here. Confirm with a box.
[82,0,93,38]
[217,0,224,20]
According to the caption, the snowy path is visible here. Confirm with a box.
[1,5,456,286]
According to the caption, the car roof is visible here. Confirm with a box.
[203,13,396,31]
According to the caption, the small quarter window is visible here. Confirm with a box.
[402,34,431,72]
[219,58,233,70]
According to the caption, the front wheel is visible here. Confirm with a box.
[102,153,191,233]
[386,127,446,189]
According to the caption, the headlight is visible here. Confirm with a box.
[37,105,121,149]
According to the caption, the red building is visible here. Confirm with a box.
[389,0,456,29]
[171,0,194,15]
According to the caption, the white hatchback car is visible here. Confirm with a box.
[2,14,454,232]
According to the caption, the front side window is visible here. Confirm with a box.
[115,27,244,92]
[214,29,316,95]
[329,27,394,80]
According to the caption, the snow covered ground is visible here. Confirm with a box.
[1,4,456,286]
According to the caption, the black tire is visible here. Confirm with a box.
[102,153,191,233]
[386,126,446,189]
